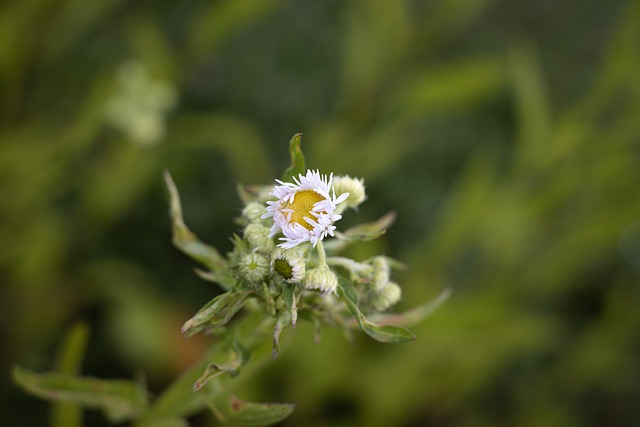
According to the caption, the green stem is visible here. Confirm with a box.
[316,240,327,269]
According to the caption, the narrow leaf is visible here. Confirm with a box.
[360,319,416,343]
[13,367,148,423]
[181,291,250,338]
[194,269,235,288]
[282,285,298,326]
[341,211,396,241]
[325,212,397,252]
[280,133,305,182]
[367,287,452,327]
[164,171,230,283]
[193,342,249,391]
[209,393,295,426]
[272,316,288,360]
[339,275,359,304]
[337,275,415,343]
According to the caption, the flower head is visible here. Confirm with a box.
[262,170,349,248]
[271,247,306,283]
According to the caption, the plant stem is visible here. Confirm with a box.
[316,240,327,269]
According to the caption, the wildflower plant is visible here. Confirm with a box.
[13,135,449,426]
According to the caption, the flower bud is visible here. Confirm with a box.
[232,253,269,287]
[371,282,401,312]
[242,202,268,223]
[303,268,338,295]
[244,223,275,253]
[271,247,306,283]
[371,256,390,291]
[332,175,366,209]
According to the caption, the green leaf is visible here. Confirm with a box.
[181,291,250,338]
[282,285,298,326]
[195,269,236,288]
[209,393,295,426]
[280,133,305,183]
[193,342,250,391]
[325,212,396,252]
[164,171,232,288]
[358,320,416,343]
[13,367,148,423]
[272,315,289,360]
[367,287,452,327]
[342,211,396,241]
[337,275,416,343]
[339,274,359,304]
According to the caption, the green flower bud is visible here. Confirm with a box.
[232,253,269,288]
[304,267,338,295]
[371,256,390,291]
[242,202,268,223]
[244,223,275,253]
[371,282,401,312]
[271,247,306,283]
[332,175,366,209]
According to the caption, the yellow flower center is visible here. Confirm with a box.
[286,190,324,230]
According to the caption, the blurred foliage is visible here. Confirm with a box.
[2,0,640,426]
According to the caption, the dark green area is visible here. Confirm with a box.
[2,0,639,426]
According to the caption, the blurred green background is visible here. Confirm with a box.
[2,0,640,425]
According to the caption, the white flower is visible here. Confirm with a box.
[262,170,349,249]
